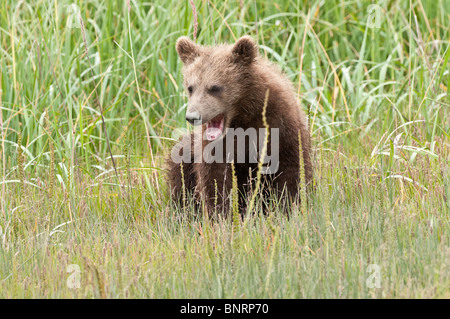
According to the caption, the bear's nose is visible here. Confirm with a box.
[186,112,202,125]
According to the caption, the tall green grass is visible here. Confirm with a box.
[0,0,449,298]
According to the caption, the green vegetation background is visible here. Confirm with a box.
[0,0,449,298]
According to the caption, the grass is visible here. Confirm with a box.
[0,0,449,298]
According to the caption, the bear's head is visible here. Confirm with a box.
[176,36,258,141]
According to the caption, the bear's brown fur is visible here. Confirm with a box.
[167,36,312,216]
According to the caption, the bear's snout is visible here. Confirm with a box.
[186,111,202,125]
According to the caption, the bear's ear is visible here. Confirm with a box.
[231,36,257,65]
[176,37,200,64]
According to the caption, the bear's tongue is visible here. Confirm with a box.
[206,115,224,141]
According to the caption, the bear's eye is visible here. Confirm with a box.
[208,85,222,95]
[187,86,193,95]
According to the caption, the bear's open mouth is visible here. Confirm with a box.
[206,114,224,141]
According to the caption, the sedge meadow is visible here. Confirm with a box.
[0,0,449,298]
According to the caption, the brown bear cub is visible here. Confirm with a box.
[167,36,312,216]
